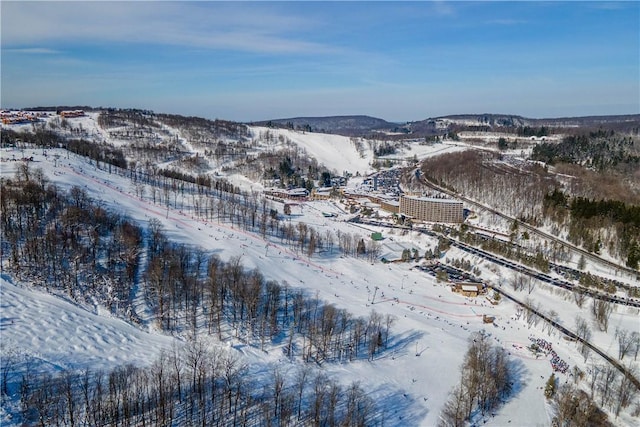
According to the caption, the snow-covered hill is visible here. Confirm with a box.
[1,110,638,426]
[249,126,374,176]
[253,115,398,135]
[1,110,463,181]
[1,143,638,426]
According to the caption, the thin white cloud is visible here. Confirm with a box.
[1,1,335,55]
[3,47,61,54]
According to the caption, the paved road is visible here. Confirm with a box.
[411,255,640,391]
[491,285,640,391]
[417,175,640,280]
[448,236,640,308]
[351,217,640,308]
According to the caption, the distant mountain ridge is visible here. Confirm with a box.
[16,106,640,136]
[251,115,401,136]
[257,113,640,136]
[430,113,640,127]
[406,113,640,135]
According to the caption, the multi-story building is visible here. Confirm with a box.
[59,110,86,118]
[399,195,463,223]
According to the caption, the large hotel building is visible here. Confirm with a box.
[399,195,464,223]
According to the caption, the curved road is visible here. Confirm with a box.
[492,285,640,391]
[352,217,640,308]
[448,236,640,308]
[416,175,640,279]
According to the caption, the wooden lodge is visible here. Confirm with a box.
[450,282,486,297]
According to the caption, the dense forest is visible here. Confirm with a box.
[417,129,640,268]
[418,150,558,222]
[543,190,640,269]
[531,130,639,175]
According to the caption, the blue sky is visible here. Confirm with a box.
[2,1,638,122]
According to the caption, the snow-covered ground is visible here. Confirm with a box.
[249,126,374,176]
[2,145,638,426]
[1,112,638,425]
[0,275,175,373]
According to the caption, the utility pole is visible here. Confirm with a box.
[372,286,379,304]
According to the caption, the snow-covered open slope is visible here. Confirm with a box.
[0,275,175,373]
[3,111,467,181]
[249,126,374,176]
[2,146,637,426]
[2,107,639,426]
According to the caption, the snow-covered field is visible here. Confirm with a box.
[0,274,175,373]
[2,143,638,426]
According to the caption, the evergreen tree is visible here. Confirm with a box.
[544,373,557,399]
[577,254,587,270]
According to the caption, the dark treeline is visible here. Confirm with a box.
[531,131,639,173]
[373,141,397,157]
[156,113,250,139]
[25,105,98,112]
[13,339,381,426]
[98,108,159,129]
[1,165,392,362]
[2,127,64,148]
[2,128,128,170]
[569,197,640,228]
[1,163,395,423]
[158,168,213,188]
[1,163,141,313]
[543,190,640,269]
[66,139,128,169]
[516,125,549,137]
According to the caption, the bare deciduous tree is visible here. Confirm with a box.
[575,316,592,361]
[615,328,639,361]
[591,299,613,332]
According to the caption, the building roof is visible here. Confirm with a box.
[402,195,463,204]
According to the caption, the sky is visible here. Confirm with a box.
[1,1,639,122]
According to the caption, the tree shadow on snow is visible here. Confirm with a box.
[368,383,428,426]
[381,330,425,359]
[506,357,528,401]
